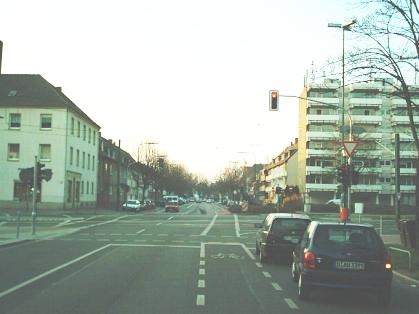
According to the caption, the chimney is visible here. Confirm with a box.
[0,40,3,75]
[295,138,298,144]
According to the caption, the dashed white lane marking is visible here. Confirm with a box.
[168,216,174,220]
[158,234,169,236]
[135,239,148,242]
[234,214,240,237]
[200,243,205,259]
[156,222,162,226]
[272,283,283,291]
[110,233,122,236]
[200,214,218,236]
[199,269,206,275]
[198,280,205,288]
[196,294,205,306]
[172,240,185,243]
[200,261,205,266]
[255,262,263,268]
[136,229,145,235]
[262,271,272,278]
[284,298,299,309]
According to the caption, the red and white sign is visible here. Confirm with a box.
[342,141,359,157]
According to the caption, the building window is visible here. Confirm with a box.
[83,125,86,140]
[8,143,20,160]
[77,121,81,137]
[364,110,370,116]
[39,144,51,161]
[40,114,52,129]
[92,156,95,171]
[91,182,94,195]
[86,181,89,194]
[88,153,90,170]
[81,181,84,194]
[88,128,91,143]
[316,109,322,115]
[76,149,80,166]
[67,180,73,203]
[9,113,21,129]
[82,152,85,168]
[71,118,75,135]
[93,131,96,145]
[70,147,73,165]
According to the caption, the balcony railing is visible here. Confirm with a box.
[306,183,338,191]
[307,97,339,108]
[351,115,382,125]
[307,131,340,140]
[349,98,382,108]
[307,114,339,124]
[391,116,419,126]
[306,166,335,175]
[307,149,338,157]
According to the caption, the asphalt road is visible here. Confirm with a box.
[0,202,418,314]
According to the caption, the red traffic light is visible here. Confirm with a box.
[271,91,277,98]
[269,90,278,111]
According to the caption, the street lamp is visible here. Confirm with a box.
[328,18,357,217]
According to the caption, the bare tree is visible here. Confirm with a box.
[345,0,419,248]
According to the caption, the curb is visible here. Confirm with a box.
[393,270,419,285]
[0,239,33,248]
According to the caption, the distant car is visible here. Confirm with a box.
[326,198,341,206]
[255,213,311,263]
[165,196,180,212]
[122,200,142,211]
[292,221,392,305]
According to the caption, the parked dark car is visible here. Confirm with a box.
[292,222,393,305]
[255,213,311,263]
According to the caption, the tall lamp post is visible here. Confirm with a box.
[328,19,356,216]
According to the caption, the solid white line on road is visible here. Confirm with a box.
[221,236,233,238]
[198,280,205,288]
[200,214,218,236]
[284,298,299,309]
[272,283,283,291]
[0,244,112,299]
[110,233,122,236]
[168,216,174,220]
[200,242,205,258]
[200,261,205,266]
[158,234,169,237]
[240,244,256,260]
[136,229,145,235]
[156,222,162,226]
[255,262,263,268]
[111,243,200,249]
[172,240,185,243]
[196,295,205,306]
[55,219,73,228]
[234,214,240,237]
[85,215,104,221]
[262,271,272,278]
[199,269,206,275]
[135,239,148,242]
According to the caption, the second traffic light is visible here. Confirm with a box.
[269,90,278,111]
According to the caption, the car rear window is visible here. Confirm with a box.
[314,225,382,250]
[127,201,137,204]
[271,218,310,234]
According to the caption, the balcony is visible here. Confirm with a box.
[307,97,339,108]
[392,168,417,175]
[391,98,408,109]
[307,114,339,124]
[391,115,419,126]
[306,183,338,192]
[307,131,340,140]
[307,149,338,157]
[350,184,382,192]
[306,166,335,175]
[400,185,416,192]
[356,132,383,140]
[400,150,418,158]
[354,150,383,158]
[351,115,382,125]
[349,98,382,108]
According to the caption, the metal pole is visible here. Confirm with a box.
[395,133,401,223]
[32,156,38,235]
[341,27,348,212]
[116,140,121,210]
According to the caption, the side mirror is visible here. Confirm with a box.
[254,223,262,229]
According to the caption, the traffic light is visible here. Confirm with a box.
[269,90,278,111]
[37,162,53,182]
[337,165,349,186]
[19,167,34,185]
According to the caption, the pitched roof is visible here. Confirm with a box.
[0,74,100,129]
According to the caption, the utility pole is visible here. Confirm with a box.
[116,140,121,210]
[395,133,401,222]
[32,156,38,235]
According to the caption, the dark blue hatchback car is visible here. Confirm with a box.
[292,222,393,305]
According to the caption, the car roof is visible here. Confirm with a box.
[267,213,311,220]
[311,221,374,228]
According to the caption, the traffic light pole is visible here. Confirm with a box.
[32,156,38,235]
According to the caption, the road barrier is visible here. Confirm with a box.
[389,246,414,272]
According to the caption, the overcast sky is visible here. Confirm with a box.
[1,0,363,180]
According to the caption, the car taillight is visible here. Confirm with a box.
[266,233,277,243]
[304,251,316,269]
[384,254,392,270]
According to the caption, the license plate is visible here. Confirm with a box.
[283,236,300,244]
[335,261,365,270]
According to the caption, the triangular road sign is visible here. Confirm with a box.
[342,141,359,157]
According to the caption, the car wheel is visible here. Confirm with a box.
[291,261,298,283]
[298,274,310,300]
[259,245,268,263]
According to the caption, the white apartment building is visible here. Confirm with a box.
[0,74,100,210]
[298,78,418,212]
